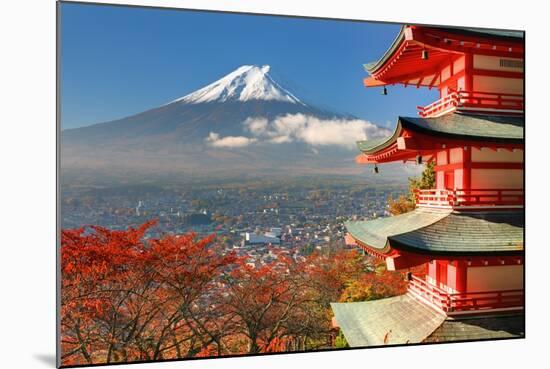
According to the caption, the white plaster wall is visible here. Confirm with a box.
[453,55,465,73]
[449,148,463,164]
[454,168,464,189]
[472,147,523,163]
[446,263,458,293]
[426,261,437,286]
[466,265,523,292]
[457,75,466,91]
[473,55,524,73]
[471,169,523,189]
[473,75,523,94]
[436,150,448,165]
[436,171,445,189]
[441,65,451,82]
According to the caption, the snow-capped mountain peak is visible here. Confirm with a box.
[171,65,305,105]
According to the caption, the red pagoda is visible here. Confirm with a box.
[331,25,524,346]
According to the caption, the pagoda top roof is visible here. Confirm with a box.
[458,28,524,41]
[357,113,524,155]
[345,208,524,256]
[365,26,523,73]
[364,25,524,87]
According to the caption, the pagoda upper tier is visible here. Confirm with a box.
[355,113,524,211]
[364,26,524,117]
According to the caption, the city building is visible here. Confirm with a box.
[331,25,524,346]
[244,232,281,246]
[266,227,283,238]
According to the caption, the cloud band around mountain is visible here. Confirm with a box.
[205,113,391,149]
[205,132,257,148]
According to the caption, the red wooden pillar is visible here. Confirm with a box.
[438,260,448,288]
[464,53,473,92]
[455,261,468,293]
[462,146,471,190]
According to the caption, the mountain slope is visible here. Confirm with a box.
[61,65,394,182]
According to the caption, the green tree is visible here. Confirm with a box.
[408,160,436,198]
[302,243,316,256]
[387,161,435,215]
[335,331,349,348]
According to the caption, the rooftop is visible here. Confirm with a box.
[332,293,524,347]
[345,208,524,256]
[331,294,446,346]
[357,113,524,156]
[424,314,524,342]
[364,25,523,83]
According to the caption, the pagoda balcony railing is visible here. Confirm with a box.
[414,188,524,208]
[417,90,524,118]
[408,274,524,314]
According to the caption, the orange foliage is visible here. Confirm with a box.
[61,221,236,365]
[339,263,408,302]
[60,222,408,365]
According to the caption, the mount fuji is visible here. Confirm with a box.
[61,65,392,182]
[170,65,304,105]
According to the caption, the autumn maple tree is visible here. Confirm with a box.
[60,221,407,366]
[60,221,236,365]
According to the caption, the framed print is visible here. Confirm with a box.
[58,1,525,367]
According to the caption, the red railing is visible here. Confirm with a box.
[417,92,459,118]
[417,90,524,118]
[408,274,524,314]
[414,188,524,208]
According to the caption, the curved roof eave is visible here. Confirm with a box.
[344,208,452,254]
[356,122,402,154]
[346,209,524,256]
[363,26,407,75]
[363,25,524,76]
[356,113,524,156]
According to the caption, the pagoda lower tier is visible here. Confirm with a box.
[345,207,524,297]
[332,207,524,346]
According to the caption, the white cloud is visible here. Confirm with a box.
[205,132,257,148]
[207,114,390,150]
[269,135,292,144]
[243,113,390,149]
[244,117,269,136]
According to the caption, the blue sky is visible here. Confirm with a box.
[60,2,438,129]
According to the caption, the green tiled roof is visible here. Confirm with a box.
[364,27,406,74]
[424,314,524,342]
[332,295,524,347]
[400,114,524,141]
[456,28,524,41]
[356,113,524,155]
[331,294,446,347]
[356,136,393,153]
[345,208,451,252]
[346,209,524,255]
[391,210,524,254]
[362,62,377,72]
